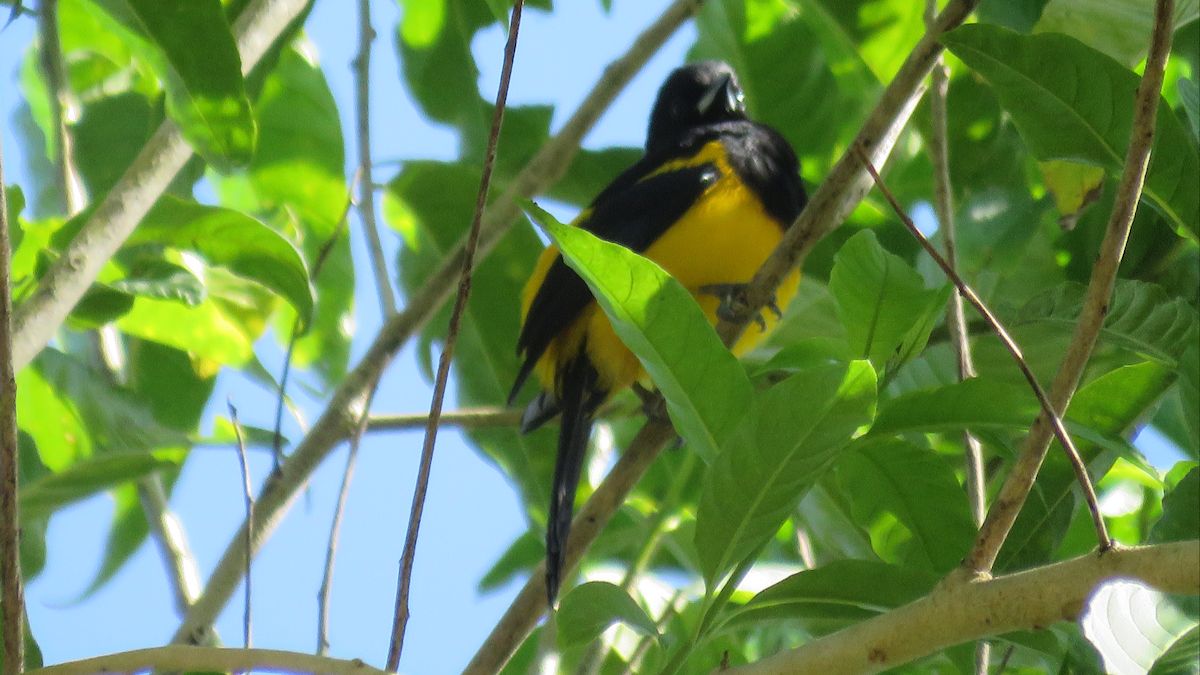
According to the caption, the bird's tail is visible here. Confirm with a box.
[546,353,600,606]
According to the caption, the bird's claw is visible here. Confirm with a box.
[697,283,781,333]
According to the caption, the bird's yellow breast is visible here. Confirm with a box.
[522,140,800,396]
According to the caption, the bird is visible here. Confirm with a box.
[507,60,807,605]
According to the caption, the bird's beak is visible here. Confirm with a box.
[697,72,734,115]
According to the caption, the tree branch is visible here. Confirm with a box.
[363,408,523,434]
[168,0,699,648]
[965,0,1176,574]
[0,109,26,675]
[10,0,312,371]
[857,148,1110,553]
[352,0,396,317]
[723,540,1200,675]
[227,401,255,649]
[137,475,204,617]
[715,0,983,347]
[27,646,390,675]
[37,0,84,216]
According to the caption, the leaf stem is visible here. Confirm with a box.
[227,400,255,650]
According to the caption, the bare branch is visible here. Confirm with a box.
[27,646,391,675]
[965,0,1176,574]
[11,0,313,371]
[715,0,984,347]
[317,384,379,656]
[352,0,397,317]
[856,147,1110,554]
[227,401,255,650]
[723,541,1199,675]
[386,3,524,668]
[364,408,523,434]
[0,107,26,675]
[138,475,204,616]
[168,0,702,647]
[37,0,84,216]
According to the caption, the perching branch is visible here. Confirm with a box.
[26,646,391,675]
[715,0,983,347]
[169,0,698,649]
[11,0,312,371]
[723,541,1199,675]
[386,3,523,668]
[0,117,26,675]
[965,0,1176,574]
[352,0,396,317]
[856,147,1110,554]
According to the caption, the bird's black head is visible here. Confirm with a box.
[646,61,747,154]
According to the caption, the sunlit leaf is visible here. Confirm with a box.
[557,581,658,648]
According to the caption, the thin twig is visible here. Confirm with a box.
[964,0,1174,573]
[0,113,25,675]
[386,4,524,669]
[37,0,84,216]
[721,541,1199,675]
[138,475,204,616]
[316,382,379,655]
[11,0,313,371]
[923,1,987,670]
[363,408,523,434]
[352,0,396,316]
[169,0,698,646]
[855,146,1111,556]
[27,646,392,675]
[994,645,1015,674]
[227,400,255,650]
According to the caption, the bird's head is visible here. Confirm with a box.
[646,61,747,152]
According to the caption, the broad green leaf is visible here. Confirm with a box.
[726,559,937,627]
[118,296,255,366]
[835,439,976,573]
[109,259,205,306]
[19,450,183,517]
[695,361,876,586]
[977,0,1051,33]
[522,199,754,462]
[1034,0,1200,66]
[1083,580,1197,675]
[128,196,314,325]
[16,361,91,471]
[386,162,552,517]
[1015,280,1198,367]
[73,92,154,196]
[1148,624,1200,675]
[870,376,1038,438]
[942,25,1200,239]
[1150,467,1198,543]
[556,581,658,648]
[478,530,543,593]
[82,0,255,169]
[829,230,945,371]
[1179,77,1199,142]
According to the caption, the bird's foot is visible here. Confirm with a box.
[697,283,782,332]
[632,382,671,425]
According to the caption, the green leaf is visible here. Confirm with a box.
[977,0,1050,33]
[19,450,182,517]
[16,359,91,471]
[1149,624,1200,675]
[73,92,155,197]
[118,294,256,367]
[110,259,205,306]
[1015,280,1199,366]
[1150,467,1198,543]
[522,199,754,462]
[556,581,658,648]
[726,559,937,627]
[942,25,1200,239]
[1034,0,1199,66]
[478,530,544,593]
[128,195,314,326]
[828,230,945,371]
[835,439,976,573]
[695,361,876,586]
[83,0,255,169]
[1179,77,1199,143]
[870,377,1038,438]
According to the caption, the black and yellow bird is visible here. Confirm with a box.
[508,61,807,604]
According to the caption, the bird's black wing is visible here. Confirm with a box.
[509,157,721,408]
